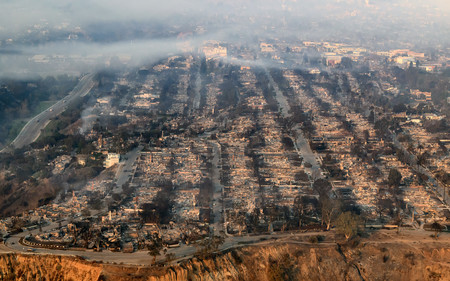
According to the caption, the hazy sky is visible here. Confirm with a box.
[1,0,449,40]
[0,0,449,77]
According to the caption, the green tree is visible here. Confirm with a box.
[313,179,332,198]
[431,222,444,239]
[376,194,394,220]
[10,217,25,233]
[388,168,402,188]
[340,57,353,69]
[293,195,318,228]
[417,152,430,166]
[320,196,340,230]
[194,235,224,258]
[147,233,163,264]
[336,212,362,240]
[368,110,375,124]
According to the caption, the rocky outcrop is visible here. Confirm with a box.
[0,240,449,281]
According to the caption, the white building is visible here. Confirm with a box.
[104,153,120,168]
[202,42,227,60]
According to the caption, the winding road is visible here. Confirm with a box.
[1,226,447,266]
[5,74,96,150]
[0,221,327,266]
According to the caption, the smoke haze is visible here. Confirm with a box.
[0,0,449,77]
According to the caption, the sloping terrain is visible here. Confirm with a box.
[0,238,449,281]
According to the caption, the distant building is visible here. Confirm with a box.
[104,153,120,168]
[325,55,342,66]
[260,42,275,53]
[309,68,321,74]
[394,56,416,66]
[202,41,227,60]
[153,64,169,71]
[410,89,432,102]
[419,64,438,72]
[76,155,88,166]
[389,49,424,58]
[303,41,318,47]
[423,113,443,121]
[97,97,111,104]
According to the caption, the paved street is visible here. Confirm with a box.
[266,68,322,179]
[0,221,329,266]
[210,141,224,236]
[392,134,449,205]
[114,145,143,192]
[5,74,96,150]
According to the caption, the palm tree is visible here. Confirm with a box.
[147,233,163,264]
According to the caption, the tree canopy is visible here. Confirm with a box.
[336,211,362,240]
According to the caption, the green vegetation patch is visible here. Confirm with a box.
[32,100,57,115]
[6,119,27,142]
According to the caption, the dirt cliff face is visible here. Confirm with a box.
[151,242,450,281]
[0,240,449,281]
[0,253,103,280]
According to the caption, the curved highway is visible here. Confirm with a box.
[7,74,96,150]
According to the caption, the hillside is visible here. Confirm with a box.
[0,235,449,281]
